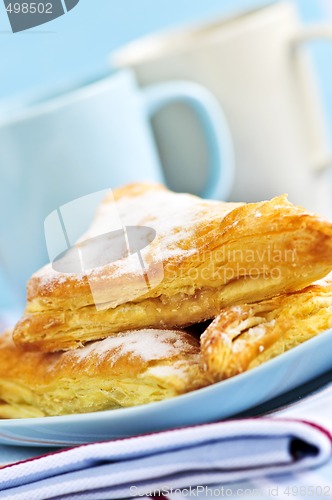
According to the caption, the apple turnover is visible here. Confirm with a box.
[201,274,332,380]
[14,183,332,352]
[0,329,206,418]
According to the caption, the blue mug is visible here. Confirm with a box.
[0,69,234,303]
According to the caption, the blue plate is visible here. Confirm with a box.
[1,327,332,447]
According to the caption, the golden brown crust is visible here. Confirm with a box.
[14,183,332,352]
[0,329,208,418]
[201,273,332,380]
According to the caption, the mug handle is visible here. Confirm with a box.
[141,81,235,200]
[290,24,332,172]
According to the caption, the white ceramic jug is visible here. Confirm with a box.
[114,1,332,216]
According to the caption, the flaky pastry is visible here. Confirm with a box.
[201,273,332,380]
[14,183,332,352]
[0,329,206,418]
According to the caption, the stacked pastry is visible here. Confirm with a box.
[2,183,332,418]
[201,274,332,380]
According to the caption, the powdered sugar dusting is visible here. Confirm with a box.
[67,329,196,366]
[84,189,222,266]
[35,186,240,288]
[34,264,75,288]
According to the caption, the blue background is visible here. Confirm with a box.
[1,0,332,146]
[1,0,332,309]
[0,1,330,102]
[1,0,331,132]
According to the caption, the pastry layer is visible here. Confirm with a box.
[0,329,206,418]
[200,274,332,380]
[14,183,332,351]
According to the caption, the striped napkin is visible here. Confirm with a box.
[0,418,330,499]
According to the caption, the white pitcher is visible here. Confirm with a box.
[113,1,332,217]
